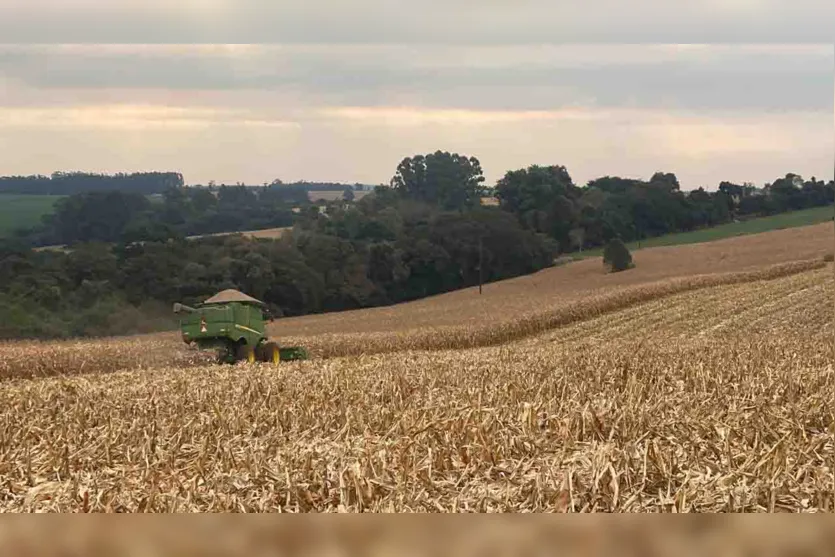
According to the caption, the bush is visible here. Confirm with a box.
[603,238,633,273]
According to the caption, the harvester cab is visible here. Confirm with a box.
[173,289,308,365]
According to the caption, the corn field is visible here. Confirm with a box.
[0,248,833,511]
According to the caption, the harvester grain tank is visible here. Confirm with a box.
[173,289,308,364]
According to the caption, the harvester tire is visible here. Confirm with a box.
[261,341,280,364]
[236,343,256,364]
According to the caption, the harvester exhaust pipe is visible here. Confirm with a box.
[173,302,197,314]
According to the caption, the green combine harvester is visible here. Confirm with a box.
[173,289,308,364]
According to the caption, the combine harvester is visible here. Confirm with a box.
[173,289,308,364]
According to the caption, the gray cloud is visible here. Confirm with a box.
[2,103,830,189]
[1,0,835,43]
[0,45,831,113]
[0,41,830,189]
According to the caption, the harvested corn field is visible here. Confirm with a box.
[6,222,828,381]
[0,254,832,511]
[0,258,825,381]
[269,221,834,337]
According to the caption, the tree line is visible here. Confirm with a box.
[0,150,831,339]
[0,197,554,338]
[0,171,184,195]
[0,169,376,197]
[4,179,379,247]
[15,183,310,247]
[388,153,833,252]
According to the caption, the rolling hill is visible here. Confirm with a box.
[0,220,832,512]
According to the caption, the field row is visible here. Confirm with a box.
[2,335,832,511]
[0,261,832,511]
[528,264,834,349]
[269,222,833,337]
[0,258,826,382]
[279,258,829,361]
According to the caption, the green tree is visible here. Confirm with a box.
[47,191,152,244]
[768,173,806,212]
[648,171,681,192]
[494,164,581,251]
[190,187,218,213]
[390,150,485,211]
[603,238,633,273]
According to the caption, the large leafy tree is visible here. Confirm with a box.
[494,164,581,251]
[46,191,152,245]
[390,150,485,211]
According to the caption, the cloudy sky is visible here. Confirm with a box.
[0,2,832,190]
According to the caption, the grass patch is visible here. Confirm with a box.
[0,194,64,238]
[574,206,834,259]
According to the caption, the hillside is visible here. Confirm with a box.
[577,205,834,256]
[0,250,831,511]
[5,161,831,342]
[0,185,362,242]
[4,220,830,375]
[1,221,833,511]
[268,220,833,338]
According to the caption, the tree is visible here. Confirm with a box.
[217,185,257,207]
[190,187,218,213]
[390,150,485,211]
[768,173,806,212]
[494,164,581,251]
[602,238,633,273]
[0,171,182,195]
[718,181,744,213]
[648,171,680,192]
[342,187,355,202]
[568,228,586,251]
[47,191,152,244]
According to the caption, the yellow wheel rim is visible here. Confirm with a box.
[247,350,255,364]
[272,347,280,364]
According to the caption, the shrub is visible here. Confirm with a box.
[603,237,633,273]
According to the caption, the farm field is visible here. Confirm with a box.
[34,226,294,252]
[269,220,834,338]
[0,194,64,238]
[0,221,833,512]
[578,205,834,258]
[308,189,371,202]
[185,227,292,241]
[0,260,832,511]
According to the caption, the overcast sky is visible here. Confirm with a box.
[0,3,832,190]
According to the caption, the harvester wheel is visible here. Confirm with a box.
[236,343,256,364]
[261,341,280,364]
[216,342,236,365]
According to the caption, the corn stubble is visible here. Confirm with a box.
[0,257,832,512]
[0,258,823,382]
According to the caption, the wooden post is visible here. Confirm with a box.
[478,235,483,295]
